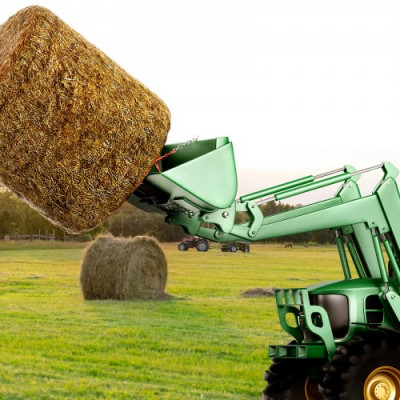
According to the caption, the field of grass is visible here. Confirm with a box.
[0,241,344,399]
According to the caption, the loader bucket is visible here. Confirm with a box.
[130,137,238,212]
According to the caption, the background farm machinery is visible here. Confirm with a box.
[178,236,250,253]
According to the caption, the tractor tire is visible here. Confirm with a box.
[321,335,400,400]
[196,239,209,252]
[263,359,323,400]
[230,245,238,252]
[178,243,188,251]
[243,245,250,253]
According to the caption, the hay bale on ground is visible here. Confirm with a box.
[0,6,170,233]
[80,235,167,300]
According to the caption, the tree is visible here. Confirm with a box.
[0,191,102,239]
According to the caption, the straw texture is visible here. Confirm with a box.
[0,6,170,233]
[80,235,168,300]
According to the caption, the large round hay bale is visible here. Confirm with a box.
[0,6,170,233]
[80,235,167,300]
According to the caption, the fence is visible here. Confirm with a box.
[5,233,55,241]
[2,232,91,242]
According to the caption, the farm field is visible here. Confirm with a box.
[0,241,343,399]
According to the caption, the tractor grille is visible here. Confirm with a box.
[365,295,384,325]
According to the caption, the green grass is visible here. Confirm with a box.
[0,242,343,399]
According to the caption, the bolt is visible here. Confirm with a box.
[391,295,396,300]
[349,184,353,188]
[382,227,386,231]
[372,221,376,225]
[205,216,209,220]
[222,211,229,218]
[251,205,255,208]
[252,231,256,234]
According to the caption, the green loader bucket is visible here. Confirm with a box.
[129,137,238,213]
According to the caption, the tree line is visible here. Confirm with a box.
[0,190,102,240]
[0,191,183,242]
[0,190,335,244]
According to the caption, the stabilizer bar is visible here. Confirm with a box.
[240,163,395,206]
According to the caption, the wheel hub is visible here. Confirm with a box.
[305,377,323,400]
[364,366,400,400]
[374,382,389,400]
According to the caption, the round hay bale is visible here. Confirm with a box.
[0,6,170,233]
[80,235,167,300]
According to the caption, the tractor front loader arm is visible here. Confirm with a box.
[130,137,400,284]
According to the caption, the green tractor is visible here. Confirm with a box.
[129,137,400,400]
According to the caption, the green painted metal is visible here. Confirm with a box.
[300,289,336,359]
[375,178,400,252]
[240,165,359,203]
[129,138,237,214]
[275,289,304,343]
[261,197,342,225]
[347,239,366,278]
[372,231,389,285]
[347,223,381,278]
[306,277,400,344]
[247,196,389,242]
[199,202,236,234]
[382,161,399,180]
[275,288,336,360]
[269,344,326,359]
[382,238,400,284]
[336,234,352,280]
[149,142,237,210]
[275,173,351,201]
[240,175,314,202]
[385,291,400,328]
[337,180,381,278]
[158,137,229,172]
[130,137,400,363]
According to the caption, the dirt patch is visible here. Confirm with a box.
[240,287,278,298]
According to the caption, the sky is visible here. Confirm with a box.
[3,1,400,203]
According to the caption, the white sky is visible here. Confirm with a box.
[3,1,400,203]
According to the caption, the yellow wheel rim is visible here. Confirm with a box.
[305,376,323,400]
[364,366,400,400]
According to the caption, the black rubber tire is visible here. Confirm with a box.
[321,335,400,400]
[196,239,209,252]
[243,245,250,253]
[178,243,188,251]
[263,359,323,400]
[230,245,237,252]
